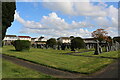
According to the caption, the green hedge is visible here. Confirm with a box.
[13,40,31,51]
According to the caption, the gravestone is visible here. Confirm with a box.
[61,44,66,50]
[99,46,102,53]
[57,45,61,50]
[87,45,90,49]
[115,41,120,51]
[111,40,115,51]
[94,40,100,55]
[106,46,109,52]
[105,42,110,52]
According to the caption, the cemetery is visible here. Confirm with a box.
[1,2,119,78]
[2,43,119,72]
[2,28,120,78]
[2,29,120,78]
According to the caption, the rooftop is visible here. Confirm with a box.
[18,36,31,38]
[59,37,70,39]
[83,38,97,40]
[5,35,17,37]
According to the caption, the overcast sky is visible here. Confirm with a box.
[6,0,118,39]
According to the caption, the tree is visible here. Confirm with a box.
[2,2,16,40]
[91,29,111,42]
[46,38,57,48]
[57,40,62,50]
[92,29,112,55]
[70,36,74,39]
[71,37,86,51]
[113,36,120,44]
[57,40,62,45]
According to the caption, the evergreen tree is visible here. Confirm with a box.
[2,2,16,40]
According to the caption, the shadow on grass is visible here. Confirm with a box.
[9,49,20,52]
[9,49,30,52]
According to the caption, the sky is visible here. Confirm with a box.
[6,0,119,39]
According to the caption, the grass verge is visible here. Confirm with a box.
[2,59,52,78]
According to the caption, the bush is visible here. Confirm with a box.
[13,40,31,51]
[71,37,86,50]
[46,38,57,48]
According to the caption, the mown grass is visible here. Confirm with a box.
[71,48,94,52]
[2,46,115,74]
[72,50,119,58]
[2,59,52,78]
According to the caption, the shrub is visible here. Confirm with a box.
[71,37,86,50]
[46,38,57,48]
[13,40,31,51]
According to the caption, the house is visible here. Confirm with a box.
[18,36,31,41]
[31,38,36,44]
[83,38,97,43]
[36,36,47,42]
[57,37,71,43]
[3,35,18,45]
[31,36,48,45]
[35,41,46,45]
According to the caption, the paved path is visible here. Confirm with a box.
[2,54,119,78]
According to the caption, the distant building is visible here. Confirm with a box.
[83,38,97,43]
[57,37,71,43]
[4,35,17,41]
[57,37,97,44]
[31,38,36,44]
[18,36,31,41]
[31,36,47,45]
[35,41,46,45]
[3,35,17,45]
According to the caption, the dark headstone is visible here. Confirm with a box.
[94,40,100,55]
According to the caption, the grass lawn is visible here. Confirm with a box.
[2,46,116,74]
[2,59,52,78]
[72,50,119,58]
[71,48,94,52]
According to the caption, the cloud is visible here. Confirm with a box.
[15,11,43,29]
[15,11,92,38]
[42,1,118,29]
[14,1,118,38]
[42,1,107,17]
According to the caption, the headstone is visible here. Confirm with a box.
[106,42,110,52]
[115,41,120,51]
[106,46,109,52]
[99,46,102,53]
[57,45,60,50]
[53,45,57,50]
[94,40,100,55]
[87,45,90,49]
[111,40,114,51]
